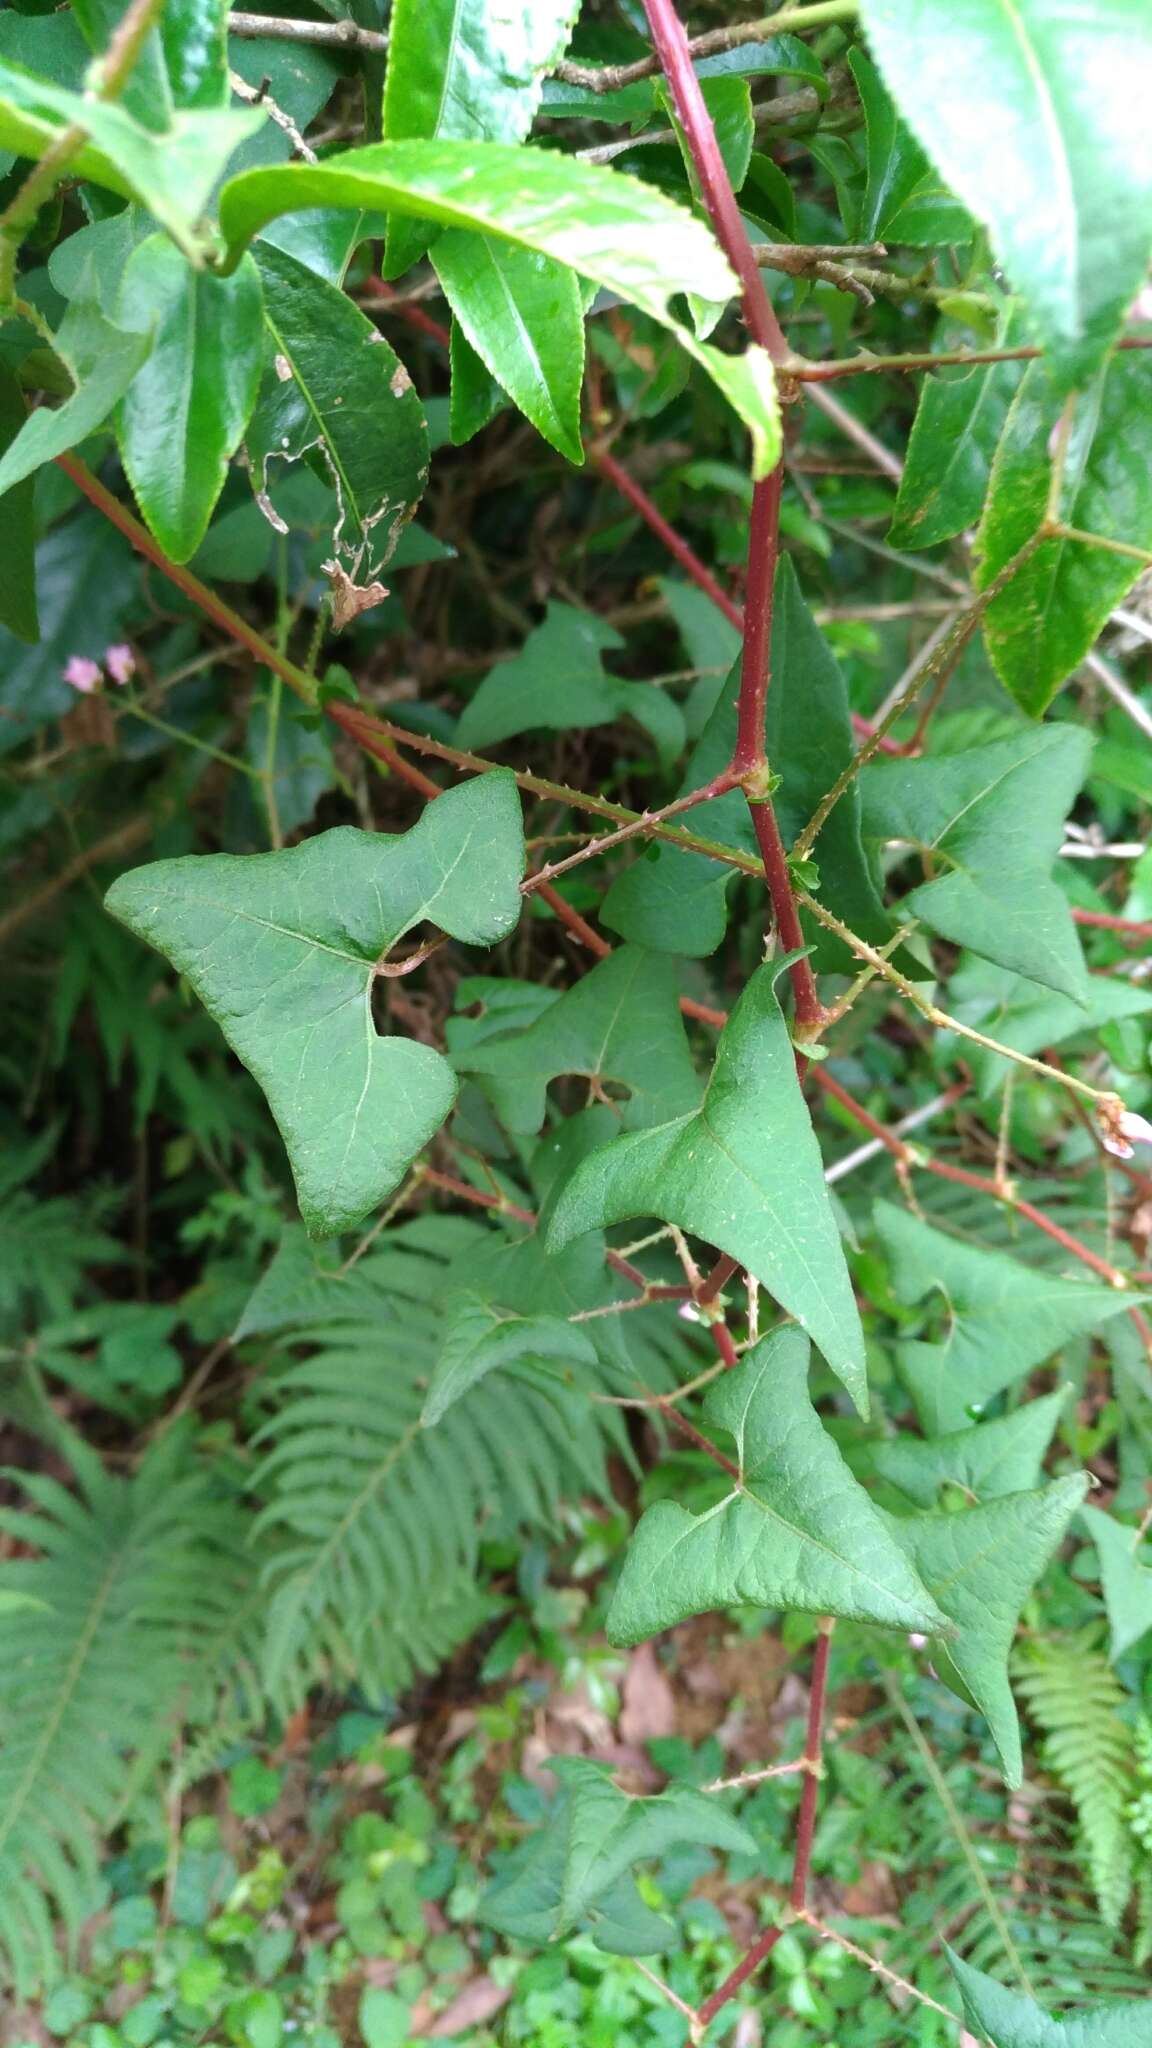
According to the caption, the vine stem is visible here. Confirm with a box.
[592,444,743,630]
[791,332,1152,381]
[641,0,822,1036]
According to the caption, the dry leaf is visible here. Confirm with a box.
[324,559,390,631]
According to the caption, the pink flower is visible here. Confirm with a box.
[63,656,103,694]
[104,643,135,685]
[1101,1107,1152,1160]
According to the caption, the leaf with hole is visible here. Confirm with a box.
[861,725,1091,1000]
[976,352,1152,715]
[858,0,1152,385]
[607,1329,946,1647]
[116,235,265,563]
[547,963,868,1410]
[884,1473,1088,1784]
[105,774,525,1236]
[873,1201,1141,1435]
[249,242,429,576]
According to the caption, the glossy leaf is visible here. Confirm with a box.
[849,47,970,245]
[105,775,525,1236]
[976,352,1152,714]
[457,602,683,768]
[421,1296,598,1427]
[884,1474,1088,1784]
[547,963,868,1410]
[0,365,38,643]
[859,0,1152,385]
[448,317,505,443]
[483,1756,756,1953]
[456,944,700,1136]
[117,236,265,563]
[0,295,150,501]
[433,232,584,464]
[605,560,895,968]
[872,1391,1067,1511]
[216,143,780,472]
[1080,1505,1152,1662]
[889,348,1025,550]
[69,0,172,128]
[608,1330,946,1647]
[662,74,754,198]
[874,1201,1140,1434]
[249,242,429,576]
[949,1944,1152,2046]
[381,0,579,275]
[861,725,1091,1000]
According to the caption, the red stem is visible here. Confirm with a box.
[593,444,744,630]
[661,1402,741,1482]
[1072,908,1152,941]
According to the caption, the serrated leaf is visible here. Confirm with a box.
[249,242,429,576]
[661,74,754,199]
[0,364,38,642]
[884,1473,1088,1784]
[381,0,579,275]
[849,47,971,245]
[1080,1505,1152,1662]
[456,944,700,1136]
[858,0,1152,386]
[0,294,151,501]
[874,1201,1141,1434]
[889,348,1025,551]
[607,1329,946,1647]
[975,353,1152,715]
[421,1296,598,1427]
[457,601,684,769]
[116,236,265,562]
[948,955,1152,1096]
[861,725,1091,1000]
[948,1945,1152,2046]
[547,963,868,1409]
[872,1390,1067,1510]
[604,560,894,969]
[448,317,505,444]
[216,143,778,468]
[434,232,584,463]
[482,1756,756,1952]
[105,775,525,1236]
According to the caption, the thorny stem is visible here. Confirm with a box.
[522,770,740,890]
[795,1913,964,2024]
[792,332,1152,381]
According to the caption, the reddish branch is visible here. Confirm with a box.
[1072,907,1152,941]
[593,444,743,630]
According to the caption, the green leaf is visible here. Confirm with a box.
[421,1295,598,1427]
[483,1756,756,1952]
[872,1390,1068,1510]
[884,1473,1088,1784]
[547,962,868,1410]
[1080,1505,1152,1662]
[246,690,337,840]
[848,47,971,245]
[105,775,525,1236]
[604,560,895,969]
[0,57,263,253]
[116,235,264,562]
[455,943,700,1135]
[607,1329,946,1647]
[456,602,684,768]
[0,364,37,642]
[947,955,1152,1096]
[381,0,579,275]
[861,725,1091,1000]
[448,316,505,444]
[162,0,229,109]
[889,349,1026,550]
[873,1201,1140,1435]
[433,232,584,463]
[216,143,779,470]
[70,0,172,128]
[858,0,1152,385]
[975,353,1152,715]
[0,294,151,500]
[948,1945,1152,2046]
[0,513,137,758]
[662,74,754,198]
[249,242,430,576]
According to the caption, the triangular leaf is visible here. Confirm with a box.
[873,1390,1068,1510]
[456,603,684,769]
[948,1946,1152,2047]
[421,1295,598,1427]
[948,955,1152,1097]
[105,775,525,1235]
[883,1474,1089,1784]
[455,944,700,1135]
[0,293,151,500]
[1080,1505,1152,1662]
[874,1201,1140,1433]
[547,964,868,1409]
[607,1329,947,1646]
[861,726,1091,1000]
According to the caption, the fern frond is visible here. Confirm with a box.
[0,1429,253,1991]
[1012,1629,1137,1929]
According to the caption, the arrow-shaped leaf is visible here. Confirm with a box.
[948,1945,1152,2047]
[873,1390,1067,1510]
[882,1473,1089,1785]
[421,1295,598,1427]
[1080,1504,1152,1662]
[607,1329,946,1646]
[546,963,868,1409]
[456,602,684,768]
[105,774,525,1236]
